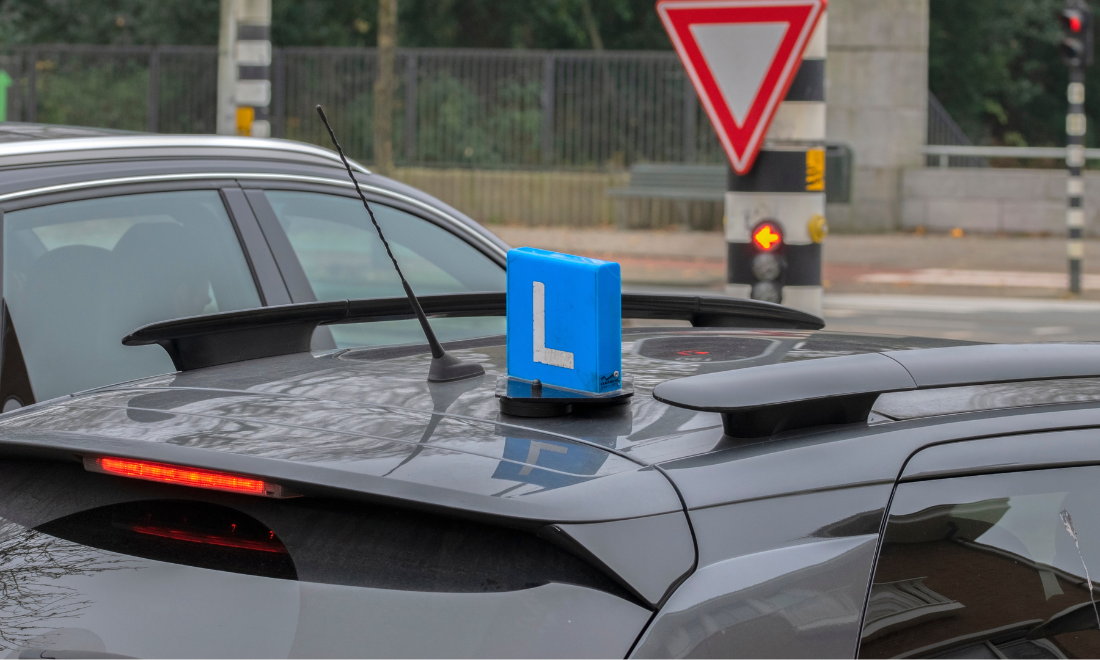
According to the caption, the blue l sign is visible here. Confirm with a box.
[506,248,622,393]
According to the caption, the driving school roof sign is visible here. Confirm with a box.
[657,0,826,174]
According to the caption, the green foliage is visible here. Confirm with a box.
[0,0,219,45]
[272,0,378,48]
[929,0,1100,147]
[395,0,669,50]
[35,58,147,129]
[0,0,673,51]
[272,0,669,50]
[415,74,542,165]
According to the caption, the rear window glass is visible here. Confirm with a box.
[4,192,261,400]
[0,460,648,658]
[265,191,506,349]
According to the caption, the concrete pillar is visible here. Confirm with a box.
[825,0,929,232]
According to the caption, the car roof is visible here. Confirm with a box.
[0,123,370,175]
[7,326,1069,528]
[0,121,139,142]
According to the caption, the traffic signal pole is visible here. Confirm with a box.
[1061,0,1093,295]
[725,11,827,317]
[1068,67,1085,295]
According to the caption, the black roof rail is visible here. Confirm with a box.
[653,344,1100,439]
[123,291,823,372]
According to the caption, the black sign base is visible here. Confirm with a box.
[496,375,634,418]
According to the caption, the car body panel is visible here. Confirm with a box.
[547,511,697,607]
[5,325,1100,656]
[632,535,879,659]
[899,427,1100,481]
[0,329,975,527]
[0,461,652,659]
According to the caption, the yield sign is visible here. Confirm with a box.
[657,0,826,174]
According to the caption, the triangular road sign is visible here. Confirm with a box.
[657,0,826,174]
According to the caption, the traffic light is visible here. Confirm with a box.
[1061,0,1094,67]
[748,220,786,303]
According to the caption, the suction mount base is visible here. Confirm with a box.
[496,375,634,418]
[428,352,485,382]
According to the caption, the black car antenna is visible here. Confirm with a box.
[315,105,484,382]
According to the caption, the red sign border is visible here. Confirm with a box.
[657,0,826,174]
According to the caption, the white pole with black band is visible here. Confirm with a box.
[216,0,272,138]
[725,11,827,317]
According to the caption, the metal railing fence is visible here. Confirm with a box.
[0,44,975,171]
[926,92,987,168]
[0,44,728,169]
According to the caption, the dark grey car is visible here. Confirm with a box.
[0,122,508,408]
[1,285,1099,658]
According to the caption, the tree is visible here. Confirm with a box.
[374,0,396,174]
[0,0,219,46]
[0,0,671,51]
[929,0,1100,147]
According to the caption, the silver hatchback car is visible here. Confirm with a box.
[0,122,509,408]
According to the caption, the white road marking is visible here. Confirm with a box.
[825,294,1100,315]
[1032,326,1074,336]
[532,281,574,369]
[858,268,1100,290]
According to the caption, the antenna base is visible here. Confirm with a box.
[428,351,486,382]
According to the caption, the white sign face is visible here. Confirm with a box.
[690,22,787,126]
[657,0,826,174]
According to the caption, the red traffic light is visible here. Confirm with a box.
[1071,14,1083,31]
[752,222,783,252]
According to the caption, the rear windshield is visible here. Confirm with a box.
[0,460,649,658]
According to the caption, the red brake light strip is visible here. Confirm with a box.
[126,523,288,553]
[84,456,294,498]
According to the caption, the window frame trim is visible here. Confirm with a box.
[0,172,509,266]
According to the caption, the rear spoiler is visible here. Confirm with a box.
[654,343,1100,438]
[123,291,824,371]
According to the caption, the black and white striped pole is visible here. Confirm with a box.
[216,0,272,137]
[1061,0,1093,295]
[1068,68,1085,295]
[726,11,827,317]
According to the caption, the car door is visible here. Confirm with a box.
[0,183,277,407]
[242,184,507,349]
[859,429,1100,658]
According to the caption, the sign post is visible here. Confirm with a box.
[1061,0,1093,295]
[657,0,827,316]
[0,71,11,122]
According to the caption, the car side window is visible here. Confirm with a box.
[264,190,506,349]
[4,191,262,401]
[860,466,1100,658]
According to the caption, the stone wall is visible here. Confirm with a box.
[902,167,1090,235]
[826,0,929,232]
